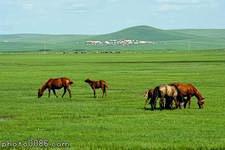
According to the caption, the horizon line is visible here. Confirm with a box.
[1,25,225,35]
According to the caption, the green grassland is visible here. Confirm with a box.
[0,50,225,149]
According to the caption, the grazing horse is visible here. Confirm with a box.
[170,83,205,109]
[38,77,73,98]
[144,89,154,109]
[151,84,179,110]
[85,78,108,98]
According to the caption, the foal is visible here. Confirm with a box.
[84,78,108,98]
[38,77,73,98]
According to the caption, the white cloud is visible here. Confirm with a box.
[19,0,33,10]
[64,3,88,13]
[155,0,217,13]
[156,0,201,5]
[61,0,90,14]
[158,3,181,12]
[107,0,120,3]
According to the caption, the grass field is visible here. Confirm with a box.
[0,50,225,149]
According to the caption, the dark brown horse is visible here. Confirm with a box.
[85,78,108,98]
[144,89,154,109]
[170,83,205,109]
[38,77,73,98]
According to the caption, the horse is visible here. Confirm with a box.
[144,89,154,109]
[84,78,108,98]
[151,84,179,110]
[170,83,205,109]
[38,77,73,98]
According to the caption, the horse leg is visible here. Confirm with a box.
[144,98,151,109]
[48,89,51,98]
[62,87,67,98]
[165,97,171,109]
[150,98,155,111]
[168,97,173,109]
[184,96,191,109]
[144,98,148,109]
[92,88,96,98]
[101,87,104,98]
[101,85,107,98]
[174,97,180,109]
[187,96,191,108]
[159,97,164,110]
[67,88,72,98]
[177,95,183,109]
[104,85,107,97]
[52,89,58,98]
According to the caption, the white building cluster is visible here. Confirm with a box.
[86,39,154,46]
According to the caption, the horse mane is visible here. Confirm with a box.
[40,79,52,93]
[170,84,181,96]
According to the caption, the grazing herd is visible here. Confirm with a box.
[144,83,205,110]
[38,77,205,110]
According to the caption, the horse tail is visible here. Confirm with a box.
[104,84,108,89]
[68,79,73,85]
[104,81,108,89]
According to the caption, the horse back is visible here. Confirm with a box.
[97,80,108,88]
[159,84,177,97]
[171,83,196,96]
[60,77,73,86]
[47,77,73,89]
[101,80,108,87]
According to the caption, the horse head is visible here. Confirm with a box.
[38,88,43,98]
[198,97,205,108]
[84,78,91,83]
[144,90,148,99]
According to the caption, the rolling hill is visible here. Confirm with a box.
[90,25,194,41]
[0,26,225,51]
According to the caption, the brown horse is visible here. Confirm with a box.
[85,78,108,98]
[38,77,73,98]
[144,89,154,109]
[170,83,205,109]
[151,84,179,110]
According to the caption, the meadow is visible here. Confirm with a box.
[0,50,225,149]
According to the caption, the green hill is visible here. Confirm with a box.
[91,25,194,41]
[0,26,225,51]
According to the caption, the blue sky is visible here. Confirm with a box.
[1,0,225,34]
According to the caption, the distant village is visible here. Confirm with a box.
[86,39,154,46]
